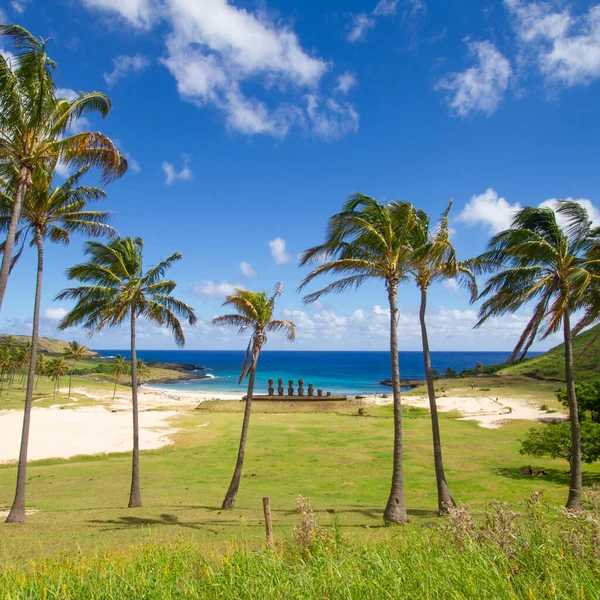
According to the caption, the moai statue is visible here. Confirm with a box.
[298,378,305,396]
[308,383,314,397]
[288,379,294,396]
[317,388,323,397]
[268,378,274,396]
[475,362,484,376]
[277,378,284,396]
[326,391,332,397]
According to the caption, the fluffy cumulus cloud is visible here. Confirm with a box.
[336,72,357,95]
[43,307,68,321]
[79,0,161,28]
[436,40,512,117]
[269,237,290,265]
[457,188,521,234]
[239,261,257,279]
[103,54,150,88]
[162,156,192,184]
[506,0,600,88]
[457,188,600,234]
[80,0,357,140]
[191,280,243,300]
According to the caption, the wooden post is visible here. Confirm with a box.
[263,496,274,548]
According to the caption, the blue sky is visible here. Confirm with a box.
[1,0,600,351]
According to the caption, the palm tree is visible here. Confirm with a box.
[0,25,127,309]
[135,359,150,387]
[110,354,128,401]
[407,201,477,514]
[299,194,418,525]
[476,202,600,510]
[57,237,197,508]
[63,341,87,398]
[0,345,12,395]
[2,165,115,524]
[35,353,46,389]
[46,357,68,400]
[213,284,295,509]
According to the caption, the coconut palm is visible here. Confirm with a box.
[2,165,115,524]
[0,24,126,309]
[213,284,295,509]
[476,202,600,510]
[63,341,87,398]
[110,354,128,401]
[57,237,197,508]
[406,200,477,514]
[299,194,419,525]
[0,345,12,395]
[35,353,46,389]
[46,357,68,400]
[135,359,150,387]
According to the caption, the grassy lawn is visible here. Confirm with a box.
[1,398,598,564]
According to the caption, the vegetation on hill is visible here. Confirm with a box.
[0,335,97,356]
[501,324,600,382]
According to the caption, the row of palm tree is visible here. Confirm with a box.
[0,22,597,526]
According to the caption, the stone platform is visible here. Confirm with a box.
[246,395,348,401]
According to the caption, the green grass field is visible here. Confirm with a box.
[2,396,599,566]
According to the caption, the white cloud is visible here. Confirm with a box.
[103,53,150,88]
[506,0,600,87]
[457,189,600,234]
[456,188,521,233]
[80,0,357,140]
[55,87,79,103]
[269,237,290,265]
[240,261,257,279]
[347,13,376,43]
[10,1,27,15]
[43,307,68,321]
[79,0,160,29]
[436,40,512,117]
[442,279,461,294]
[55,160,72,179]
[162,156,192,184]
[0,9,7,21]
[373,0,399,17]
[336,72,357,95]
[191,281,243,300]
[306,94,359,140]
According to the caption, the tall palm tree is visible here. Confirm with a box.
[110,354,128,401]
[299,194,419,525]
[35,353,46,389]
[63,341,86,398]
[407,201,477,514]
[0,24,127,309]
[2,165,115,524]
[135,359,150,387]
[57,237,197,508]
[476,202,600,510]
[0,345,12,395]
[47,357,68,400]
[213,284,295,509]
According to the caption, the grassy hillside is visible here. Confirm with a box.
[501,324,600,382]
[0,334,97,356]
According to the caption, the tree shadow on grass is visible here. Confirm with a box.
[87,513,238,534]
[494,467,600,487]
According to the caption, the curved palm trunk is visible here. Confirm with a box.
[68,364,75,399]
[383,280,408,524]
[222,340,262,510]
[6,232,43,524]
[0,169,30,311]
[419,287,455,514]
[563,312,582,510]
[128,312,142,508]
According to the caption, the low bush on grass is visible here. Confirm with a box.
[2,492,600,599]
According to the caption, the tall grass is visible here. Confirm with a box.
[2,492,599,599]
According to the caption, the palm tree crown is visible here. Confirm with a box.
[56,237,197,343]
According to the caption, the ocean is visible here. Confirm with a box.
[93,350,541,396]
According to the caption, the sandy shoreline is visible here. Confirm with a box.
[0,385,564,463]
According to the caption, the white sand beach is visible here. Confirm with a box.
[0,385,564,463]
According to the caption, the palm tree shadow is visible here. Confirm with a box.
[87,513,224,533]
[494,467,600,487]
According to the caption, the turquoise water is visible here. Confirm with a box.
[94,350,539,396]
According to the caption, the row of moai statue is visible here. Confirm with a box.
[268,378,332,397]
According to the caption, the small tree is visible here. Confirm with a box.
[520,421,600,473]
[557,383,600,423]
[444,367,458,379]
[63,341,87,399]
[110,355,129,401]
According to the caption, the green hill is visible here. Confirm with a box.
[0,335,97,356]
[501,324,600,382]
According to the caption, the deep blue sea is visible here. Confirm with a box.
[93,350,542,396]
